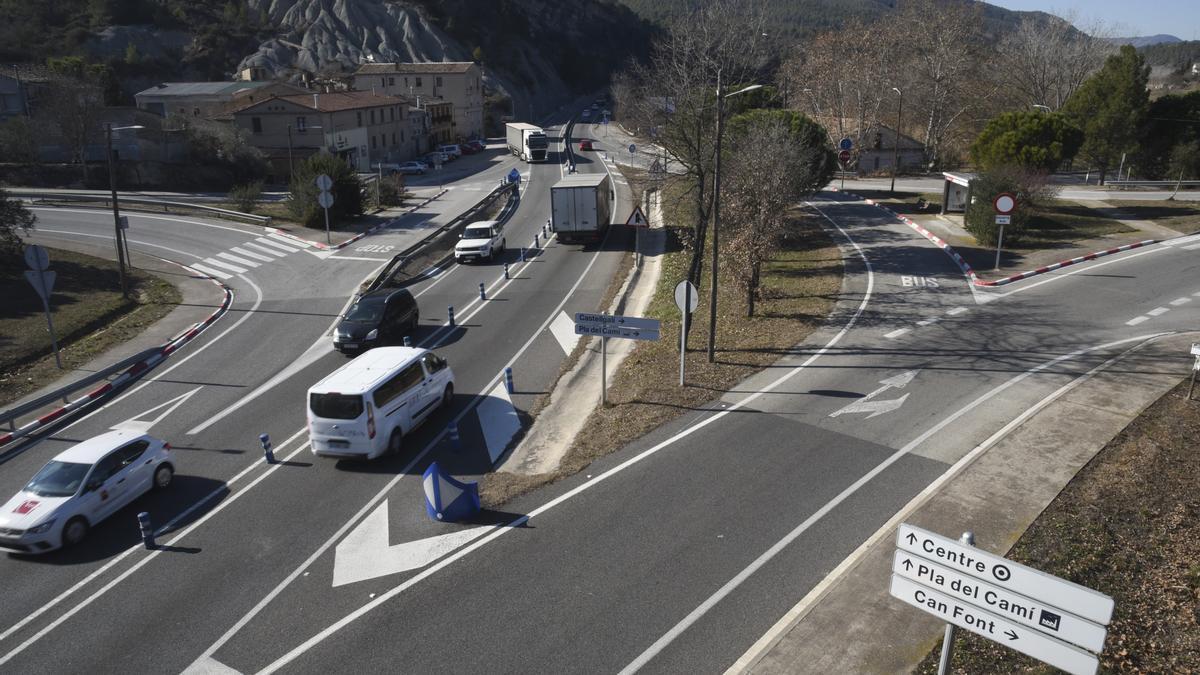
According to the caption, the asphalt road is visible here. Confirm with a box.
[0,113,637,672]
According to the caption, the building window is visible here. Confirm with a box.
[435,76,442,87]
[380,77,385,87]
[415,76,422,87]
[297,116,307,132]
[251,117,262,133]
[390,108,395,122]
[357,111,362,126]
[392,132,396,146]
[388,76,395,86]
[401,130,405,143]
[371,136,376,150]
[370,109,376,125]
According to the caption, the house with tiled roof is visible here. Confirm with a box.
[351,61,483,140]
[134,81,309,119]
[229,90,430,177]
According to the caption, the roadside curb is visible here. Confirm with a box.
[829,188,1158,287]
[0,263,232,449]
[266,189,449,251]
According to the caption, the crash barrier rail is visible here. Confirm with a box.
[1106,179,1200,189]
[11,191,273,226]
[362,181,519,295]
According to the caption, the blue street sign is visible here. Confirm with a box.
[629,143,636,154]
[508,168,521,183]
[839,137,853,151]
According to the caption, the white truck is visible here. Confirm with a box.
[550,173,614,244]
[506,122,549,163]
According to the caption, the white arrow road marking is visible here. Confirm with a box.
[829,370,918,419]
[182,656,243,675]
[477,382,521,462]
[549,311,581,354]
[110,386,202,432]
[332,501,491,587]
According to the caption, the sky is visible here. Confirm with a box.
[987,0,1200,40]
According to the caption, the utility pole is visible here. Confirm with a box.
[106,123,129,297]
[287,124,295,185]
[891,87,903,195]
[707,70,725,363]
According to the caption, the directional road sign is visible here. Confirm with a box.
[574,323,659,341]
[890,575,1099,675]
[574,312,660,332]
[995,215,1011,225]
[896,524,1114,626]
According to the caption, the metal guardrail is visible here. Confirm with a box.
[0,348,160,433]
[12,191,273,225]
[1106,179,1200,188]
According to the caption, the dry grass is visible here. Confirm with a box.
[914,378,1200,674]
[0,248,181,407]
[1106,199,1200,235]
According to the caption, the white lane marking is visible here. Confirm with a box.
[216,251,259,268]
[109,386,202,433]
[1194,291,1200,297]
[0,435,312,667]
[188,263,232,280]
[325,255,391,262]
[243,242,288,258]
[34,229,200,260]
[629,332,1168,675]
[268,232,310,248]
[182,656,243,675]
[243,190,864,675]
[883,328,910,339]
[985,245,1168,300]
[331,504,491,587]
[411,263,457,299]
[728,335,1165,673]
[915,317,940,326]
[200,159,629,669]
[31,207,253,235]
[1147,307,1170,316]
[229,246,274,263]
[549,311,581,353]
[200,257,248,274]
[1169,297,1191,306]
[1168,233,1200,247]
[254,237,300,253]
[1183,243,1200,251]
[478,382,521,463]
[946,307,969,316]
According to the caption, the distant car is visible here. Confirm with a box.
[580,139,593,151]
[0,430,175,553]
[334,288,419,354]
[395,161,426,175]
[465,140,486,153]
[457,143,478,155]
[591,102,600,110]
[455,220,506,263]
[423,151,448,167]
[438,144,462,159]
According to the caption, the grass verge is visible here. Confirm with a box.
[0,248,181,407]
[1106,199,1200,234]
[479,176,842,506]
[1017,199,1134,247]
[914,377,1200,674]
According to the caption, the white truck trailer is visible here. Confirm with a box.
[506,122,549,163]
[550,173,614,244]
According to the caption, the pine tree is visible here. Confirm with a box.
[1062,45,1149,184]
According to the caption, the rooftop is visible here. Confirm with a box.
[354,62,477,76]
[135,81,279,98]
[231,90,408,115]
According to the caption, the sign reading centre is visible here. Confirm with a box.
[891,524,1114,675]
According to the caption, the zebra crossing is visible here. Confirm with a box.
[188,232,311,280]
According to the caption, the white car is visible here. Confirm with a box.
[454,220,506,263]
[0,430,175,554]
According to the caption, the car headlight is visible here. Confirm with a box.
[365,329,378,340]
[27,519,56,535]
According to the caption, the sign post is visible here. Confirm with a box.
[1189,343,1200,400]
[627,206,649,269]
[316,174,335,245]
[574,313,661,406]
[993,192,1016,271]
[838,138,853,190]
[23,245,62,369]
[891,523,1114,675]
[674,280,699,386]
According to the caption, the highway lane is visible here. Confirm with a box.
[160,191,1198,673]
[0,118,638,672]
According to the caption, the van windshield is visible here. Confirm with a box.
[463,226,492,239]
[25,460,91,497]
[344,300,383,323]
[310,393,364,420]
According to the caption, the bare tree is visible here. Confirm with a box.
[995,11,1116,111]
[39,76,105,180]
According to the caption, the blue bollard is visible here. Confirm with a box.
[448,422,461,450]
[137,511,155,549]
[403,335,411,347]
[504,367,514,394]
[448,305,455,327]
[533,233,540,249]
[519,247,526,262]
[479,282,486,300]
[259,433,274,464]
[503,262,509,280]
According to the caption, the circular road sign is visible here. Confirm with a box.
[628,143,636,154]
[315,174,333,191]
[839,137,853,151]
[317,191,335,209]
[508,167,521,183]
[24,244,49,271]
[838,149,852,164]
[993,192,1016,215]
[674,280,699,313]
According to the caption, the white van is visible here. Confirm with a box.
[438,144,462,159]
[307,347,455,459]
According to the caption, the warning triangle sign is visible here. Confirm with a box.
[649,158,663,175]
[626,206,648,227]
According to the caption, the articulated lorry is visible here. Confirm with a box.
[506,122,549,163]
[550,173,614,244]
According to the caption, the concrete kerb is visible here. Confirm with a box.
[266,189,449,251]
[500,190,666,475]
[829,188,1160,287]
[0,263,233,450]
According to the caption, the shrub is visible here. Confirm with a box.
[229,181,263,213]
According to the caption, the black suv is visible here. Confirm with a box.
[333,288,419,354]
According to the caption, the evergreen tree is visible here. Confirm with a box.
[970,110,1083,173]
[1062,45,1149,184]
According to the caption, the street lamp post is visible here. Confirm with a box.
[106,123,144,297]
[891,87,903,195]
[287,124,294,184]
[706,74,763,363]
